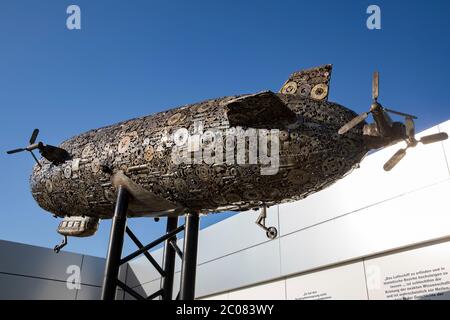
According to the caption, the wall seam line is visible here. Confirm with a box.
[75,254,85,300]
[0,270,102,288]
[362,259,370,300]
[437,124,450,176]
[280,178,449,239]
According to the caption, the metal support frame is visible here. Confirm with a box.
[179,212,200,300]
[161,217,178,300]
[101,185,129,300]
[100,189,200,300]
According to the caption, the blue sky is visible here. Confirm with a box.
[0,0,449,257]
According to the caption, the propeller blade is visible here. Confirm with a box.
[29,150,42,167]
[372,71,379,101]
[6,148,26,154]
[419,132,448,145]
[384,108,418,119]
[405,117,415,139]
[383,148,407,171]
[29,129,39,145]
[338,112,369,135]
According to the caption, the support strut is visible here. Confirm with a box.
[101,186,129,300]
[161,217,178,300]
[100,190,200,300]
[179,212,200,300]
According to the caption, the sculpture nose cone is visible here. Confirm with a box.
[29,162,55,214]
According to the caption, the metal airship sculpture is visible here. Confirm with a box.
[6,65,448,300]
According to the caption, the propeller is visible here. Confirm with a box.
[372,70,379,101]
[338,71,417,135]
[383,118,448,171]
[338,112,370,135]
[30,128,39,145]
[380,92,448,171]
[7,129,71,166]
[6,148,26,154]
[6,129,42,167]
[338,71,449,171]
[338,72,380,135]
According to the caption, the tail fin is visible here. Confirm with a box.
[279,64,332,101]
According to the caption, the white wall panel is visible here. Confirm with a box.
[126,249,163,288]
[76,285,102,300]
[285,261,367,300]
[438,120,450,175]
[124,278,161,300]
[279,126,449,235]
[173,271,180,300]
[0,240,108,300]
[0,273,76,300]
[228,279,286,300]
[195,239,281,298]
[280,180,450,277]
[80,255,105,287]
[174,238,184,273]
[0,240,83,283]
[115,288,125,300]
[365,240,450,300]
[200,292,229,300]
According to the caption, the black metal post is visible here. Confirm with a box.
[179,212,200,300]
[161,217,178,300]
[101,186,129,300]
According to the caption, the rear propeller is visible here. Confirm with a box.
[7,129,43,167]
[338,71,417,135]
[338,72,379,135]
[383,119,448,171]
[6,129,71,166]
[339,71,448,171]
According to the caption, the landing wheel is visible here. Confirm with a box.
[266,227,278,239]
[256,206,278,240]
